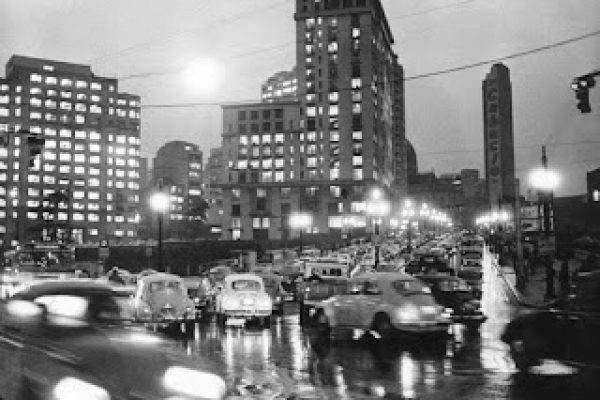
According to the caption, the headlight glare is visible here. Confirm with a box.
[54,377,109,400]
[222,297,238,310]
[163,366,226,400]
[396,304,419,322]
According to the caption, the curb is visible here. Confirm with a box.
[489,257,546,308]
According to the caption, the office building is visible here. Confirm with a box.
[483,63,516,208]
[151,141,205,238]
[261,67,298,103]
[213,0,406,242]
[0,55,141,246]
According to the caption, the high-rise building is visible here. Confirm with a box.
[261,67,298,103]
[151,141,204,237]
[483,63,516,208]
[213,0,406,242]
[0,55,142,246]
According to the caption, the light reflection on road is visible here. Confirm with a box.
[161,250,555,399]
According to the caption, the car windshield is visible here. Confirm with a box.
[148,280,182,293]
[391,280,430,295]
[231,280,261,291]
[32,293,127,326]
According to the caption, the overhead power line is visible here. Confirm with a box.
[405,29,600,81]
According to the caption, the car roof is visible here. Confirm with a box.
[139,272,184,283]
[416,274,461,282]
[350,271,415,281]
[14,279,115,298]
[225,273,263,282]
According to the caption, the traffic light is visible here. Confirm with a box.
[27,135,45,167]
[571,75,595,113]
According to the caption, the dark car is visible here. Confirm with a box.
[405,255,454,276]
[0,280,226,400]
[298,276,348,326]
[416,274,487,329]
[501,270,600,372]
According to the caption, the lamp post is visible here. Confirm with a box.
[401,199,416,252]
[149,190,170,272]
[342,215,358,245]
[289,212,313,255]
[529,167,560,238]
[366,188,390,268]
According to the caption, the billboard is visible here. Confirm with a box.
[485,83,502,205]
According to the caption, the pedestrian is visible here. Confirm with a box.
[545,257,556,299]
[559,259,570,298]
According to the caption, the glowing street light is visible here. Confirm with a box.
[149,190,170,271]
[529,168,560,191]
[289,212,313,254]
[366,189,390,267]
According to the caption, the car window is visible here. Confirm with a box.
[391,280,430,295]
[346,281,363,295]
[363,280,382,295]
[231,280,261,291]
[34,294,125,326]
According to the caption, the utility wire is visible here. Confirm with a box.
[138,27,600,108]
[404,29,600,81]
[417,139,600,157]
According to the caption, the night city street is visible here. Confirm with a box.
[1,1,600,399]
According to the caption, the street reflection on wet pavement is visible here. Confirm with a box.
[161,252,598,399]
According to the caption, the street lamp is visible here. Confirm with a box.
[149,191,170,272]
[529,168,560,237]
[366,188,390,268]
[289,212,313,254]
[401,203,416,252]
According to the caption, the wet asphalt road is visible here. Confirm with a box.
[161,251,599,399]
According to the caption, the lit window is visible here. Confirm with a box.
[330,131,340,142]
[594,190,600,202]
[60,90,72,98]
[352,131,362,141]
[353,168,363,180]
[60,101,72,110]
[76,80,87,88]
[60,78,72,87]
[30,73,42,83]
[74,154,85,163]
[30,97,42,107]
[351,78,362,89]
[74,130,86,139]
[88,214,99,222]
[89,143,101,153]
[90,82,102,90]
[30,111,42,120]
[59,141,71,150]
[90,105,102,114]
[89,192,100,200]
[352,103,361,114]
[74,166,85,174]
[89,156,100,164]
[75,115,85,124]
[75,103,86,112]
[59,153,71,162]
[329,105,339,116]
[45,76,57,85]
[352,156,363,166]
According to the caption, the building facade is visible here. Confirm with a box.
[0,55,142,247]
[212,0,406,242]
[261,67,298,103]
[150,141,205,238]
[483,63,516,208]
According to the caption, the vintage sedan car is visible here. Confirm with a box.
[183,276,213,320]
[298,275,349,326]
[416,274,487,329]
[0,280,226,400]
[312,272,451,340]
[501,270,600,372]
[214,273,272,327]
[132,272,197,335]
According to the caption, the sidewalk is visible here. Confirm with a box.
[491,253,580,308]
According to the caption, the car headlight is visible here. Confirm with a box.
[222,297,238,310]
[258,297,272,309]
[163,366,226,400]
[396,304,419,322]
[54,377,109,400]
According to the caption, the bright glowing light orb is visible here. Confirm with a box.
[184,59,221,94]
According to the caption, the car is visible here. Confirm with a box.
[0,280,227,400]
[312,272,451,340]
[501,270,600,372]
[416,274,487,329]
[214,273,272,328]
[254,272,287,314]
[298,274,349,326]
[132,272,197,335]
[183,276,213,320]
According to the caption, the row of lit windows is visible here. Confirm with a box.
[0,226,134,238]
[0,173,140,190]
[0,125,140,145]
[0,107,140,121]
[1,89,139,108]
[30,73,109,91]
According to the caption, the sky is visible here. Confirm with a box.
[1,0,599,196]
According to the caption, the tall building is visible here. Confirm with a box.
[483,63,516,208]
[204,146,225,233]
[261,67,298,103]
[151,141,205,238]
[213,0,406,242]
[0,55,142,246]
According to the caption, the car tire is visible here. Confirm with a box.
[261,316,271,328]
[372,313,395,340]
[216,313,226,327]
[510,339,536,372]
[184,321,195,337]
[314,309,330,337]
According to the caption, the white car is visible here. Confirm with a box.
[132,272,197,335]
[313,272,451,340]
[215,274,272,327]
